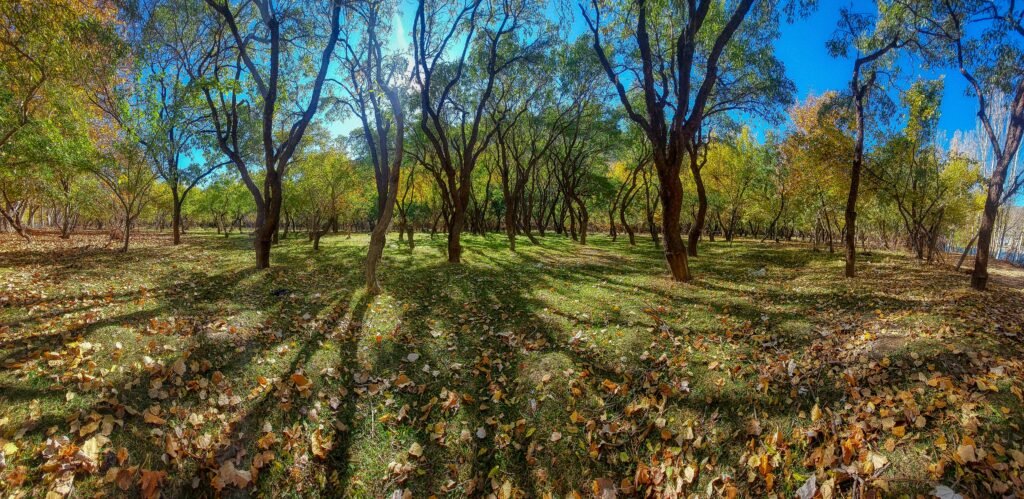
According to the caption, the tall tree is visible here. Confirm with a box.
[334,0,407,293]
[198,0,344,269]
[412,0,547,263]
[903,0,1024,289]
[829,3,914,278]
[0,0,122,240]
[581,0,772,281]
[138,2,223,245]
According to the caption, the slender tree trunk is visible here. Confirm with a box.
[608,207,617,241]
[687,154,707,257]
[578,201,588,245]
[846,95,868,277]
[367,167,401,293]
[957,233,978,271]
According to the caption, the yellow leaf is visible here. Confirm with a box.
[311,428,331,459]
[143,409,166,426]
[956,437,978,463]
[395,374,413,388]
[409,442,423,458]
[3,442,19,456]
[81,434,108,463]
[683,464,696,483]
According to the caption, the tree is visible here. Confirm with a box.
[335,0,407,294]
[581,0,774,281]
[0,0,122,240]
[138,1,223,245]
[829,2,916,277]
[870,80,981,260]
[704,127,766,241]
[289,145,359,251]
[682,4,793,256]
[198,0,344,269]
[89,135,157,252]
[412,0,547,263]
[195,173,254,235]
[782,93,855,253]
[489,58,556,251]
[903,0,1024,289]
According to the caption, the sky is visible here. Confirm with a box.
[328,1,984,142]
[773,2,979,137]
[309,0,1017,206]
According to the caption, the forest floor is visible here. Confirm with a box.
[1,231,1023,498]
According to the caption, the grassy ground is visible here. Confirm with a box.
[1,230,1022,498]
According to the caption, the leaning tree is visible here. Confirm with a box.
[334,0,407,294]
[901,0,1024,290]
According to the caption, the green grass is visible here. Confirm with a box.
[1,231,1022,497]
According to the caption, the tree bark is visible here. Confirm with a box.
[686,141,707,257]
[171,191,183,245]
[121,218,132,253]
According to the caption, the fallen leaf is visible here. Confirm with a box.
[139,470,166,499]
[409,442,423,458]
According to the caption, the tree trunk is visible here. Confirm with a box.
[121,217,132,253]
[578,201,588,245]
[654,157,689,280]
[447,193,467,263]
[687,154,707,257]
[971,184,1004,289]
[608,207,617,240]
[846,100,866,277]
[367,169,401,293]
[172,193,183,245]
[0,206,30,242]
[957,233,978,272]
[505,205,517,252]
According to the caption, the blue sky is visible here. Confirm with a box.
[328,1,982,141]
[773,3,978,137]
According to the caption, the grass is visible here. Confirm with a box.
[1,230,1022,497]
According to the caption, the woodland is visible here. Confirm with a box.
[1,0,1024,497]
